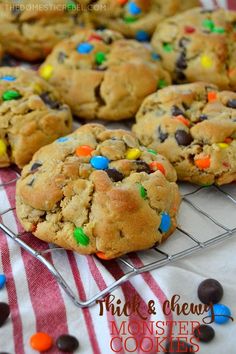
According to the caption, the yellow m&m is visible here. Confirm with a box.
[39,65,53,80]
[201,55,213,69]
[0,139,6,155]
[125,148,141,160]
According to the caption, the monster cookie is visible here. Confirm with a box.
[151,7,236,90]
[0,0,91,61]
[16,124,181,259]
[39,28,171,120]
[0,67,72,168]
[133,82,236,185]
[79,0,199,39]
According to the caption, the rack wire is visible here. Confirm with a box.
[0,168,236,308]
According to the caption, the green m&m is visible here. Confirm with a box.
[2,90,22,101]
[73,227,90,246]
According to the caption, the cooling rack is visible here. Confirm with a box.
[0,168,236,308]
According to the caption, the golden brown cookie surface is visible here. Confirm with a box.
[16,124,180,259]
[151,7,236,90]
[39,29,171,120]
[78,0,200,39]
[133,82,236,185]
[0,0,90,61]
[0,67,72,168]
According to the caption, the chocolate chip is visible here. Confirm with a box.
[104,37,113,45]
[171,105,184,116]
[166,340,193,353]
[158,126,168,142]
[39,92,60,109]
[227,99,236,108]
[134,161,151,174]
[176,53,187,70]
[0,303,10,327]
[106,169,124,182]
[198,279,223,304]
[182,102,189,110]
[199,114,208,121]
[175,71,186,81]
[57,51,67,64]
[175,130,193,146]
[56,334,79,352]
[30,162,42,172]
[194,324,215,343]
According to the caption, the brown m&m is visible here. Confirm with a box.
[56,334,79,352]
[198,278,223,304]
[194,324,215,343]
[0,302,10,327]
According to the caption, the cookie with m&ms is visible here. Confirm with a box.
[151,7,236,89]
[39,28,171,120]
[133,82,236,186]
[16,124,181,259]
[78,0,199,39]
[0,0,92,61]
[0,67,72,168]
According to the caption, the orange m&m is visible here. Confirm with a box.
[207,92,217,102]
[174,115,190,127]
[30,332,53,352]
[75,145,94,157]
[149,161,166,175]
[96,252,111,260]
[195,157,211,170]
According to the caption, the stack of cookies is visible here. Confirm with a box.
[0,0,235,259]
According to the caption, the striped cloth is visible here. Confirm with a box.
[1,1,236,353]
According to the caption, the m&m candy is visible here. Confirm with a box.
[30,332,53,352]
[73,227,90,246]
[77,42,94,54]
[0,275,6,289]
[159,212,171,233]
[210,304,232,324]
[2,90,22,101]
[128,1,141,15]
[125,148,141,160]
[90,156,109,170]
[76,145,94,157]
[39,64,53,80]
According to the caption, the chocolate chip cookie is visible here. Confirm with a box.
[0,0,91,61]
[151,7,236,89]
[16,124,180,259]
[0,67,72,168]
[133,82,236,186]
[39,28,171,120]
[79,0,199,40]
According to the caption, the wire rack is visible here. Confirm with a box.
[0,168,236,308]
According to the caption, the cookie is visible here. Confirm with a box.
[79,0,200,40]
[0,0,91,61]
[39,28,171,120]
[133,82,236,186]
[151,7,236,89]
[16,124,180,259]
[0,67,72,168]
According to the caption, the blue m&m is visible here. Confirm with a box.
[77,42,94,54]
[135,30,149,42]
[159,212,171,233]
[57,137,70,143]
[0,274,6,289]
[128,1,141,15]
[0,75,16,81]
[210,304,232,324]
[90,156,109,170]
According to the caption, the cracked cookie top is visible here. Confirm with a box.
[151,7,236,90]
[0,0,91,61]
[16,124,180,259]
[78,0,199,39]
[133,82,236,186]
[39,28,171,120]
[0,67,72,168]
